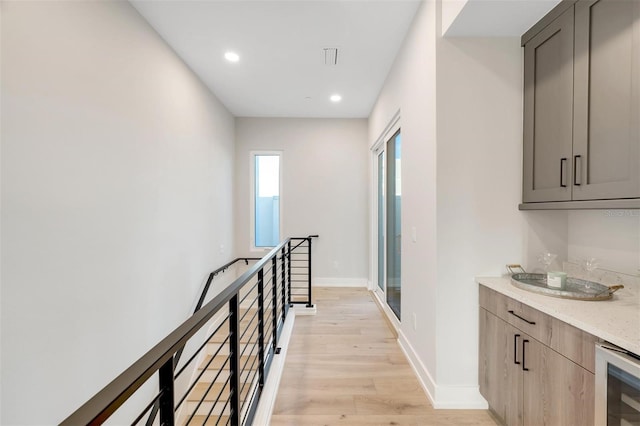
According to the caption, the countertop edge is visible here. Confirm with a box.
[476,276,640,356]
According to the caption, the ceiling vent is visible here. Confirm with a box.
[324,48,338,66]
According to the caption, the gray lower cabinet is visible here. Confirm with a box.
[479,308,523,425]
[522,0,640,205]
[522,334,594,426]
[479,286,595,426]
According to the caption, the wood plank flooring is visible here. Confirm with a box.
[270,287,497,426]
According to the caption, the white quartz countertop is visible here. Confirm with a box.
[476,276,640,356]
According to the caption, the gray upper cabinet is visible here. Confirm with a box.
[523,8,574,203]
[522,0,640,207]
[573,0,640,200]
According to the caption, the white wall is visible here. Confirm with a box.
[234,118,369,285]
[568,211,640,276]
[0,4,3,422]
[521,210,569,272]
[441,0,468,35]
[369,0,439,393]
[434,34,525,398]
[1,1,235,424]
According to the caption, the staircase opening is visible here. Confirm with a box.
[61,235,318,426]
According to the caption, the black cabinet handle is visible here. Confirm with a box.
[514,334,521,365]
[522,339,530,371]
[574,155,582,186]
[508,310,536,325]
[560,158,567,187]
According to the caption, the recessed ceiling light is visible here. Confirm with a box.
[330,94,342,103]
[224,51,240,63]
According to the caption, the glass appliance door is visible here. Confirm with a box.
[596,344,640,426]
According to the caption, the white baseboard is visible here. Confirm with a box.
[313,277,368,287]
[434,385,488,409]
[397,329,437,406]
[370,290,488,410]
[290,304,317,316]
[252,307,296,425]
[397,329,488,409]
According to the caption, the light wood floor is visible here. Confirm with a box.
[270,287,498,425]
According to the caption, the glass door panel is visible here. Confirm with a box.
[607,363,640,426]
[377,151,385,291]
[386,131,401,319]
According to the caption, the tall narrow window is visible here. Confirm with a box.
[254,153,281,248]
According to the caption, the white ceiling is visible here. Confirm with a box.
[131,0,422,118]
[131,0,564,118]
[443,0,562,37]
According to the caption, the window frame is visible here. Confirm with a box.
[249,150,283,252]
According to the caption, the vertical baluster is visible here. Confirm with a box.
[158,358,175,426]
[281,246,286,319]
[229,294,240,426]
[307,238,313,307]
[287,240,292,306]
[271,256,278,349]
[257,269,265,388]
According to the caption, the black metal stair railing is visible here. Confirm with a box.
[288,237,315,307]
[144,256,262,426]
[61,235,317,426]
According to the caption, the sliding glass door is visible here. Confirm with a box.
[375,129,401,320]
[377,151,385,291]
[386,131,401,319]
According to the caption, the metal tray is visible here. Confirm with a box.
[506,265,623,301]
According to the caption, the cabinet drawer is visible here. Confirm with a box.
[479,285,509,320]
[548,316,598,373]
[479,285,548,342]
[479,284,599,372]
[505,298,550,345]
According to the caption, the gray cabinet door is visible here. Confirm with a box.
[479,309,523,426]
[523,338,595,426]
[523,8,574,203]
[573,0,640,200]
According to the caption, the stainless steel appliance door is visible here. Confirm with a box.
[596,344,640,426]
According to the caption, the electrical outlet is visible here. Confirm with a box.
[219,244,225,253]
[412,312,417,331]
[411,227,417,243]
